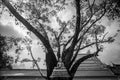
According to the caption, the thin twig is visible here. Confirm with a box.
[28,46,47,79]
[75,39,110,51]
[102,32,109,41]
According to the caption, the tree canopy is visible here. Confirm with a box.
[1,0,120,80]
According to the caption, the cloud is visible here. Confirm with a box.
[99,43,120,65]
[0,22,23,38]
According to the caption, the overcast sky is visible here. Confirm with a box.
[0,0,120,69]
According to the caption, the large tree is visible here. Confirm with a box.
[1,0,120,80]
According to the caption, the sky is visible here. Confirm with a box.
[98,17,120,65]
[0,0,120,69]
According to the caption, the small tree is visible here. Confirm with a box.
[0,34,11,69]
[0,33,23,70]
[0,34,15,69]
[1,0,120,80]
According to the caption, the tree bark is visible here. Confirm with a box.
[50,77,73,80]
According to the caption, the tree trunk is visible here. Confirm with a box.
[50,77,73,80]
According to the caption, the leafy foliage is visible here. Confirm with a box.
[1,0,120,79]
[0,33,23,69]
[0,34,13,69]
[106,0,120,20]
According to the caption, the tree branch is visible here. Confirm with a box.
[76,39,110,51]
[70,49,101,76]
[63,35,74,51]
[63,0,81,69]
[36,20,49,40]
[102,32,109,41]
[58,22,67,40]
[79,0,95,32]
[76,2,107,48]
[1,0,54,53]
[71,0,81,47]
[27,46,47,79]
[70,30,109,75]
[62,35,74,64]
[78,6,106,44]
[88,0,95,12]
[52,32,61,61]
[69,38,83,69]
